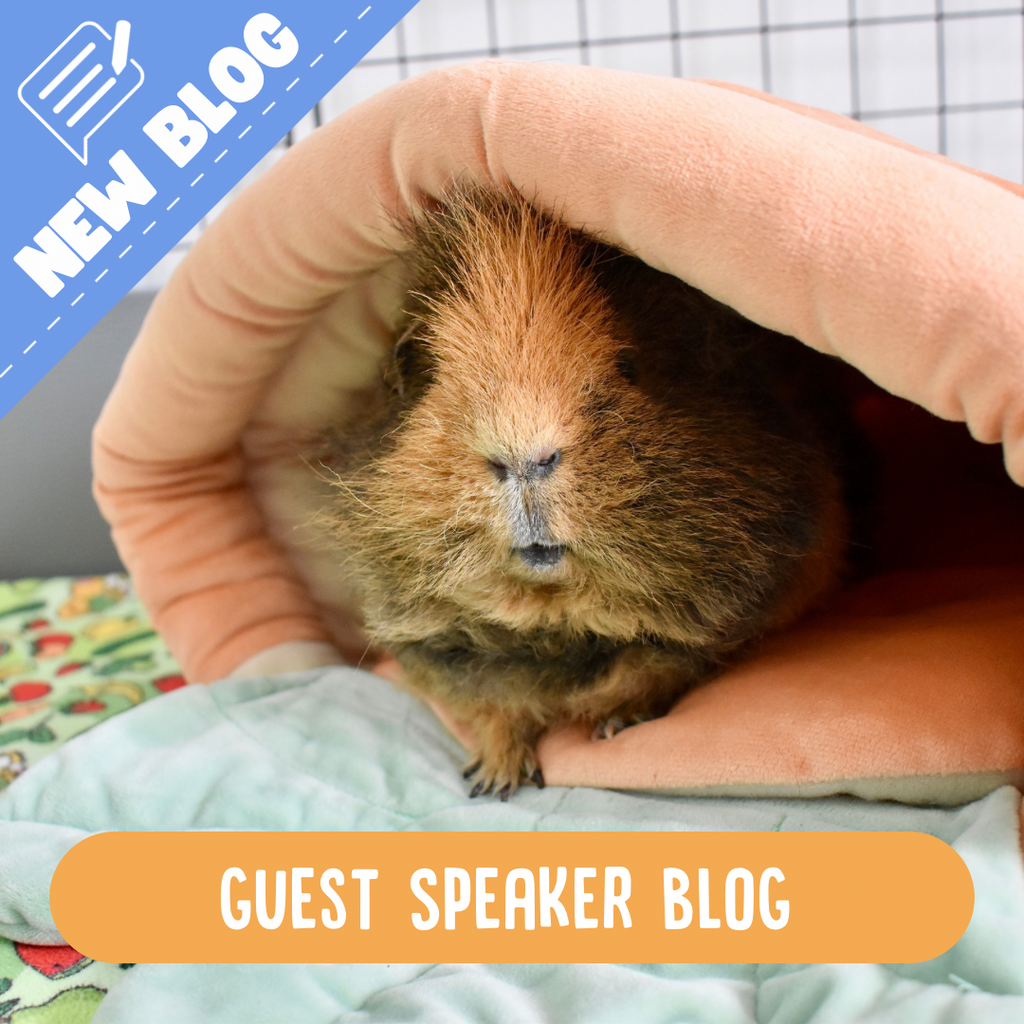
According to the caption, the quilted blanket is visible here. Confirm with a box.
[1,661,1023,1022]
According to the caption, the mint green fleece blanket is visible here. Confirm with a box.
[1,667,1023,1024]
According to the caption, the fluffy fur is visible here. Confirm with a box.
[321,184,854,797]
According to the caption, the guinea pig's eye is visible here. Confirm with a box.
[388,323,436,397]
[615,349,639,385]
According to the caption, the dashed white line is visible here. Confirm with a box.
[3,16,388,382]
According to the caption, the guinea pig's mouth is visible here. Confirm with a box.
[513,543,568,570]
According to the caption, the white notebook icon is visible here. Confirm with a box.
[18,21,144,166]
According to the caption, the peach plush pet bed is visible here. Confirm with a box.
[92,61,1024,807]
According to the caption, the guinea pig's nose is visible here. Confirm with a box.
[517,543,567,569]
[487,448,561,482]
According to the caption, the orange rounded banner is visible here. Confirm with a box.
[51,831,972,964]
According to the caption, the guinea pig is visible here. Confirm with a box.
[321,183,857,799]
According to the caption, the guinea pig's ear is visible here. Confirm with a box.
[387,319,436,399]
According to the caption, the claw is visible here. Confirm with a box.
[592,714,650,741]
[461,734,538,800]
[591,716,626,741]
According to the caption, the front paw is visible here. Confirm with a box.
[461,744,544,801]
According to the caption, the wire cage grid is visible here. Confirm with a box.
[137,0,1024,289]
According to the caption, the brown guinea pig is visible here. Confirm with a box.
[321,184,856,799]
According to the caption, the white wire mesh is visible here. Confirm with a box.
[136,0,1024,290]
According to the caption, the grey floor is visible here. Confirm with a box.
[0,293,154,579]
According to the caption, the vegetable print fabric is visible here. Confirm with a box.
[0,575,181,1022]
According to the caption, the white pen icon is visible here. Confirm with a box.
[111,20,130,76]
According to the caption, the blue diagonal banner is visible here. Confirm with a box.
[2,1,420,423]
